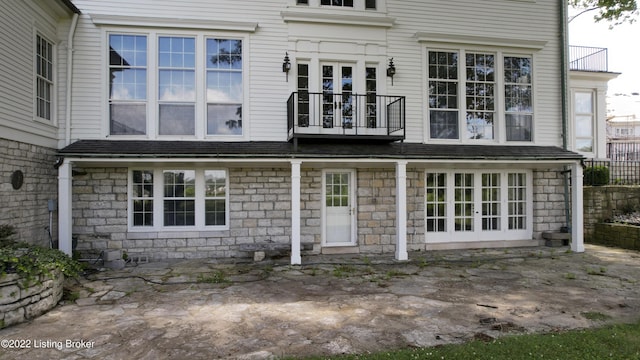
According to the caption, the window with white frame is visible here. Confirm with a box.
[108,33,243,138]
[36,34,54,121]
[129,168,228,230]
[574,91,594,152]
[297,0,378,10]
[427,50,533,142]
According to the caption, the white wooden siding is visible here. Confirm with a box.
[68,0,564,147]
[0,0,73,148]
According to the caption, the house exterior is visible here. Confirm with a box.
[568,45,619,160]
[40,0,588,264]
[0,0,80,246]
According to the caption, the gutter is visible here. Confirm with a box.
[560,0,572,233]
[65,13,79,147]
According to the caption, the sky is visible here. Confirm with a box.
[568,7,640,95]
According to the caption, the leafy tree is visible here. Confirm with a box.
[570,0,638,25]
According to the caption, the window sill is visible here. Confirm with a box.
[281,7,394,27]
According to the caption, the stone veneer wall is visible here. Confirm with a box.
[72,166,571,260]
[0,270,64,328]
[532,168,569,240]
[73,167,295,260]
[0,138,58,247]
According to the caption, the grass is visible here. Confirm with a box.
[196,270,230,284]
[299,321,640,360]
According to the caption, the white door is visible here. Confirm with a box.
[321,63,355,134]
[323,170,356,245]
[426,170,532,242]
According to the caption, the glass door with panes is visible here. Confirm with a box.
[321,63,355,133]
[426,170,531,242]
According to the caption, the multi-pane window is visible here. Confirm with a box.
[366,67,377,128]
[109,34,147,135]
[321,0,354,6]
[426,173,447,232]
[428,51,459,139]
[205,170,226,226]
[466,53,495,140]
[504,57,533,141]
[36,35,54,120]
[108,34,243,138]
[428,51,533,142]
[297,64,310,127]
[365,0,376,9]
[207,39,242,135]
[163,170,196,226]
[325,173,350,207]
[454,173,474,232]
[481,173,500,230]
[130,169,228,229]
[574,91,594,152]
[132,170,154,226]
[158,37,196,136]
[508,173,527,230]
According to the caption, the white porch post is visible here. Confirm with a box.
[291,160,302,265]
[395,161,408,261]
[571,161,584,253]
[58,159,73,256]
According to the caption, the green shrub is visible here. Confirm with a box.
[0,224,17,247]
[0,244,83,287]
[584,166,610,186]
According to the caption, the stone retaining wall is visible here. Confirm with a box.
[0,270,63,328]
[592,223,640,251]
[583,186,640,242]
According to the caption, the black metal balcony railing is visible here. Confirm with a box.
[569,45,608,72]
[287,92,405,141]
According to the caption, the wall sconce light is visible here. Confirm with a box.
[283,52,292,82]
[387,57,396,85]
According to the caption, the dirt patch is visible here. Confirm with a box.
[1,244,639,359]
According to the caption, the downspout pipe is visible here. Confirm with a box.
[560,0,572,233]
[65,13,79,147]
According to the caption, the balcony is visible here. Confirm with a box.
[569,45,608,72]
[287,92,405,143]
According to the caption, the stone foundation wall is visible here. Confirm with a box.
[0,270,63,328]
[73,167,295,260]
[0,138,58,247]
[72,166,572,260]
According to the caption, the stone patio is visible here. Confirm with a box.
[0,244,639,359]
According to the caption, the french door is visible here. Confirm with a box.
[426,170,532,242]
[321,63,355,132]
[323,170,357,246]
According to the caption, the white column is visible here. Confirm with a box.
[571,161,585,253]
[395,161,408,261]
[291,160,302,265]
[58,160,73,256]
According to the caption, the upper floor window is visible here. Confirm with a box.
[108,33,243,138]
[321,0,353,6]
[297,0,377,10]
[427,49,532,142]
[504,57,532,141]
[36,34,54,121]
[109,34,147,135]
[574,91,594,152]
